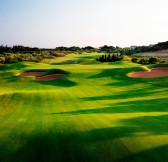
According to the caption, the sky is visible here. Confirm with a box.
[0,0,168,48]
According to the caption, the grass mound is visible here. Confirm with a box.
[78,59,98,65]
[138,66,150,71]
[45,69,70,75]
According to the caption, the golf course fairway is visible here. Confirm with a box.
[0,53,168,162]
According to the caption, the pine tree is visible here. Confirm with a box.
[104,54,107,62]
[107,54,111,62]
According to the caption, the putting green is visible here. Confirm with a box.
[0,53,168,162]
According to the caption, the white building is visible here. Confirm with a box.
[130,46,137,49]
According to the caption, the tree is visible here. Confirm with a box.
[55,46,68,51]
[131,57,138,63]
[148,57,158,64]
[107,54,111,62]
[0,45,12,53]
[82,46,96,52]
[5,55,14,64]
[99,45,115,53]
[69,46,82,52]
[96,54,123,62]
[104,54,107,62]
[138,58,149,64]
[0,57,5,64]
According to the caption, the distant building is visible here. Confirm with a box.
[149,44,154,47]
[130,46,137,49]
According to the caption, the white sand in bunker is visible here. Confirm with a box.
[129,67,168,78]
[36,74,66,81]
[18,72,45,77]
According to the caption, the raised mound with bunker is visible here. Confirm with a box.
[18,69,68,81]
[128,67,168,78]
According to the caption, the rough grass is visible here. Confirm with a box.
[0,53,168,162]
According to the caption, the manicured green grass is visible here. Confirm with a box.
[0,53,168,162]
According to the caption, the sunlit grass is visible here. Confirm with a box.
[0,53,168,162]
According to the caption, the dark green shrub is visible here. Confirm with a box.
[131,57,138,63]
[138,58,149,64]
[148,57,158,64]
[96,54,123,62]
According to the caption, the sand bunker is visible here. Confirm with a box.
[129,67,168,78]
[19,71,66,81]
[36,74,66,81]
[18,72,45,77]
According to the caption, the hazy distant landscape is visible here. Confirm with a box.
[141,50,168,61]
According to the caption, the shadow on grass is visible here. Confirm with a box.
[50,85,168,115]
[49,80,168,115]
[88,67,168,87]
[1,115,168,162]
[51,59,80,65]
[0,62,28,71]
[37,77,77,87]
[1,74,77,87]
[88,68,135,79]
[2,132,90,162]
[0,65,10,71]
[118,145,168,162]
[51,97,168,115]
[87,67,155,88]
[80,85,164,100]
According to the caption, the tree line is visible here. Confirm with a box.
[96,53,165,65]
[0,45,97,54]
[0,45,99,64]
[0,41,167,64]
[121,41,168,55]
[96,54,123,62]
[131,57,165,64]
[0,41,167,54]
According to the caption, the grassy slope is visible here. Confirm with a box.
[0,53,168,162]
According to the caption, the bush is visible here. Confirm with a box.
[138,58,149,64]
[5,55,15,64]
[122,55,132,61]
[159,58,166,63]
[148,57,158,64]
[133,57,166,65]
[131,57,138,63]
[0,57,5,64]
